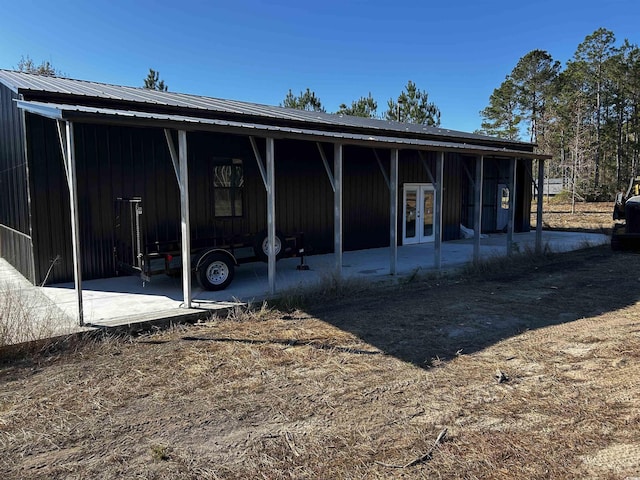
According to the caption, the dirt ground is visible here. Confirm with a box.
[1,203,639,479]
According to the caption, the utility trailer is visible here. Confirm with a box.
[114,198,304,290]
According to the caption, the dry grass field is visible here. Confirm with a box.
[532,198,614,233]
[1,202,639,479]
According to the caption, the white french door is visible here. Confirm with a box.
[402,183,435,244]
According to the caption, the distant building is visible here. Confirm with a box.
[535,178,565,197]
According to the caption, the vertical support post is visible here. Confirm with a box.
[507,158,517,256]
[389,149,398,274]
[266,137,276,295]
[434,152,444,270]
[473,155,484,262]
[178,130,191,308]
[535,158,545,253]
[334,143,343,273]
[63,121,84,326]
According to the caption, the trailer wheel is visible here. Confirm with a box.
[197,253,235,291]
[254,230,285,262]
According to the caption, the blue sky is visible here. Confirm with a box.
[1,0,638,133]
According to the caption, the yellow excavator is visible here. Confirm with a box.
[612,176,640,250]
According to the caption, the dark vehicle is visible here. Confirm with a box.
[114,198,303,290]
[611,177,640,250]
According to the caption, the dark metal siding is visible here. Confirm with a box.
[475,158,531,234]
[28,126,337,284]
[0,83,35,282]
[275,140,334,253]
[27,113,72,284]
[343,146,390,251]
[28,118,183,284]
[482,159,504,232]
[443,154,464,240]
[516,159,532,232]
[26,121,525,284]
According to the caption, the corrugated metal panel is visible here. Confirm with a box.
[516,159,532,232]
[0,85,29,234]
[0,70,537,151]
[476,158,531,233]
[481,160,501,231]
[0,83,35,281]
[26,113,73,284]
[443,154,463,240]
[273,140,333,253]
[0,226,35,282]
[27,117,183,284]
[343,146,391,251]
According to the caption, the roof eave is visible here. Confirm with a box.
[16,100,550,160]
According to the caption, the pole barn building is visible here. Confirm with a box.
[0,70,547,324]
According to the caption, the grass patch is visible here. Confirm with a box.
[459,242,556,280]
[270,269,376,311]
[150,444,172,462]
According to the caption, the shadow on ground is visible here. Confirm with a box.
[303,246,640,368]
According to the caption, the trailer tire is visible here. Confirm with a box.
[254,230,285,262]
[196,253,234,291]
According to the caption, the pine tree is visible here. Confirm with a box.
[510,50,560,145]
[336,93,378,118]
[384,81,440,125]
[569,28,617,190]
[281,88,325,112]
[16,55,61,76]
[143,68,168,91]
[477,78,522,140]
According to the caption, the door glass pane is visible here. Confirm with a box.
[405,190,417,239]
[501,187,510,209]
[423,190,434,237]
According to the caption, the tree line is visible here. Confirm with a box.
[477,28,640,201]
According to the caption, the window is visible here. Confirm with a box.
[501,187,510,210]
[213,158,244,217]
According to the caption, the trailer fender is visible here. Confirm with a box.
[194,249,239,272]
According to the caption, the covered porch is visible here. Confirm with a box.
[37,230,607,328]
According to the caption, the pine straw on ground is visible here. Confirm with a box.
[1,244,639,479]
[532,199,614,233]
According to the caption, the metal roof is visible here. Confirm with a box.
[15,100,548,160]
[0,69,534,152]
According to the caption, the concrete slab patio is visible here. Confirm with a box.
[30,230,607,329]
[0,230,608,344]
